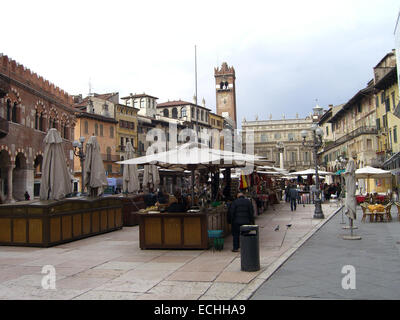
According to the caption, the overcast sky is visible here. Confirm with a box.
[2,0,399,128]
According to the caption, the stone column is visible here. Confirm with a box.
[6,164,15,203]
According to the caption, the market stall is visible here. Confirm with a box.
[118,142,267,249]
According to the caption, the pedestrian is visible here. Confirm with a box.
[228,192,255,252]
[288,185,299,211]
[24,191,30,201]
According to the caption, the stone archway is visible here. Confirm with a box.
[13,152,28,201]
[0,150,11,202]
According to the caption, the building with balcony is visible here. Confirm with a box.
[320,81,378,171]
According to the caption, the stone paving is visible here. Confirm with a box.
[250,205,400,300]
[0,201,338,300]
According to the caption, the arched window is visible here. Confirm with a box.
[39,114,44,131]
[64,126,68,140]
[220,82,224,89]
[35,111,39,129]
[95,123,98,135]
[11,102,17,123]
[140,98,145,108]
[196,109,199,120]
[110,126,114,138]
[172,108,178,119]
[6,100,11,121]
[163,109,169,117]
[84,121,89,134]
[100,124,103,136]
[201,110,204,121]
[181,107,186,118]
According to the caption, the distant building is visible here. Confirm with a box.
[241,113,315,172]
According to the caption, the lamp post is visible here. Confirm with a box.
[301,124,324,219]
[72,136,86,194]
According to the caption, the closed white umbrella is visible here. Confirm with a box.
[39,129,72,200]
[344,158,357,220]
[84,136,108,196]
[123,142,139,193]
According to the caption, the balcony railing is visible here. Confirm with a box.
[323,126,377,153]
[101,154,120,162]
[0,117,9,138]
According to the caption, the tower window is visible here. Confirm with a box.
[220,82,224,89]
[224,81,228,89]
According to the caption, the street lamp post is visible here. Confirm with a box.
[301,124,325,219]
[72,136,86,194]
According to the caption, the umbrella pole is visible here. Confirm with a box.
[191,169,195,208]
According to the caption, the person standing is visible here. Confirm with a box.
[228,193,255,252]
[24,191,30,201]
[289,185,298,211]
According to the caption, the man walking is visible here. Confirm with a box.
[228,193,255,252]
[289,185,299,211]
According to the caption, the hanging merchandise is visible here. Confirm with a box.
[240,171,248,189]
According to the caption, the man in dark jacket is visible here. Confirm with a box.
[228,193,255,252]
[288,185,298,211]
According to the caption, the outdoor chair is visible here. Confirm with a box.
[383,201,393,222]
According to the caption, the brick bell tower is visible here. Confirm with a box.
[214,62,237,129]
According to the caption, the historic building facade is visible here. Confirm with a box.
[114,103,139,163]
[241,114,315,172]
[0,54,76,201]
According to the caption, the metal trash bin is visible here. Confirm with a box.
[240,225,260,272]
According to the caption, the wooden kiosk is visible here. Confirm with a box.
[138,205,229,250]
[0,196,123,247]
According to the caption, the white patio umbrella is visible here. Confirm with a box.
[117,142,257,206]
[84,136,108,196]
[289,168,333,176]
[39,128,72,200]
[355,166,393,193]
[122,141,139,193]
[355,166,393,179]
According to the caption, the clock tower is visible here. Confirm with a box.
[214,62,237,129]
